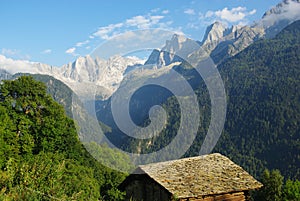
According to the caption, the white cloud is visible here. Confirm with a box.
[90,29,176,59]
[205,11,214,18]
[91,15,166,40]
[149,15,165,25]
[151,8,160,13]
[1,48,31,60]
[205,6,256,23]
[215,7,245,22]
[162,10,169,14]
[184,9,195,15]
[72,11,180,56]
[41,49,52,54]
[0,54,36,74]
[1,48,18,56]
[125,15,164,29]
[76,40,89,47]
[125,56,146,64]
[65,47,76,56]
[126,15,150,28]
[249,9,257,15]
[93,23,124,39]
[259,1,300,28]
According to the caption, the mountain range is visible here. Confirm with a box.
[0,54,144,99]
[1,0,300,100]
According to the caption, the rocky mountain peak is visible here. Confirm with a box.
[201,21,227,45]
[145,33,200,67]
[230,25,243,34]
[57,54,144,97]
[257,0,300,38]
[163,34,189,53]
[263,0,300,17]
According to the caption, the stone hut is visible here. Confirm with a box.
[120,153,262,201]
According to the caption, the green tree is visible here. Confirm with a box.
[0,76,127,200]
[0,76,82,159]
[0,152,100,200]
[282,179,300,201]
[255,169,284,201]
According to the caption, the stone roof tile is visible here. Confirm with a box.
[135,153,262,198]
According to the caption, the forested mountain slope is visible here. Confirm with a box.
[124,20,300,179]
[215,19,300,179]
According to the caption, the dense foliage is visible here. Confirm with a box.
[0,76,127,200]
[215,20,300,179]
[254,169,300,201]
[12,73,75,118]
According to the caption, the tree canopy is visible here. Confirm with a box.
[0,76,127,200]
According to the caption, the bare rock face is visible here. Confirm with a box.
[201,21,228,53]
[0,69,12,81]
[147,21,265,66]
[199,22,265,63]
[53,55,144,99]
[145,34,200,67]
[207,25,265,64]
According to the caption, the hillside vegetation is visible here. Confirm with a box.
[0,76,127,200]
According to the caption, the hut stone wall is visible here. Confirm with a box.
[123,174,171,201]
[179,191,251,201]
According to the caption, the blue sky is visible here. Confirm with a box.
[0,0,280,66]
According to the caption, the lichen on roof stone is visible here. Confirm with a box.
[136,153,263,198]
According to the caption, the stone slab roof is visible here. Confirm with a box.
[133,153,262,198]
